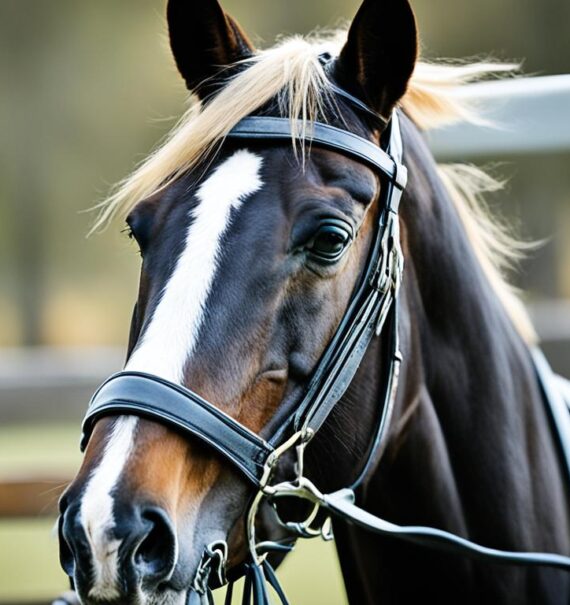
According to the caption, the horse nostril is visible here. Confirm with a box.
[58,502,95,586]
[58,512,76,578]
[58,492,69,516]
[133,506,177,586]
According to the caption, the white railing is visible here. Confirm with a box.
[428,74,570,159]
[428,74,570,341]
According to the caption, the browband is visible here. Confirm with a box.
[227,116,407,191]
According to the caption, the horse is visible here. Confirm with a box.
[55,1,570,604]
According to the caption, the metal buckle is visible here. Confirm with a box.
[371,211,403,336]
[264,429,334,540]
[191,541,228,595]
[265,475,330,539]
[246,428,335,563]
[371,211,403,296]
[246,430,307,564]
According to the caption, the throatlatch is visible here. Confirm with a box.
[81,98,570,603]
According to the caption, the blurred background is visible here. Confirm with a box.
[0,0,569,602]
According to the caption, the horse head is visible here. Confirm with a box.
[58,1,418,603]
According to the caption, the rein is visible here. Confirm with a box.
[80,101,570,603]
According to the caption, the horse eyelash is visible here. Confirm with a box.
[121,226,143,257]
[121,226,135,240]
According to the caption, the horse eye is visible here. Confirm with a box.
[124,223,145,256]
[307,224,352,263]
[125,212,153,255]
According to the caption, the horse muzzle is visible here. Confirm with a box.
[58,499,178,604]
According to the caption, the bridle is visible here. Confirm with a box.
[79,84,570,603]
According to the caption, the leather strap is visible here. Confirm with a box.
[82,372,273,485]
[294,288,393,436]
[324,489,570,571]
[350,302,401,490]
[227,116,407,190]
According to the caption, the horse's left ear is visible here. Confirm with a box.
[167,0,255,98]
[335,0,418,118]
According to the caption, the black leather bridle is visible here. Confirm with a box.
[80,92,570,604]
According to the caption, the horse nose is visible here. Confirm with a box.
[59,499,177,595]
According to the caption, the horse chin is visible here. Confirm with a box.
[73,582,188,605]
[140,589,188,605]
[125,589,188,605]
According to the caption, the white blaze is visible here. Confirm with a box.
[126,149,264,381]
[80,415,138,600]
[79,150,263,597]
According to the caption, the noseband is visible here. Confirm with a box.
[80,92,570,603]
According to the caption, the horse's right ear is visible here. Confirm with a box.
[335,0,418,118]
[167,0,254,98]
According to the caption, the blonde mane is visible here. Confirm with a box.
[93,30,535,342]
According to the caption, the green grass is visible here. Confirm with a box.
[0,425,348,604]
[0,518,70,600]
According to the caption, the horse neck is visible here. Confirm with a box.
[333,116,570,604]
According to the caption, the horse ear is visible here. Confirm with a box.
[335,0,418,118]
[167,0,255,97]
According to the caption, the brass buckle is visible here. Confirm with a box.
[265,475,328,539]
[192,540,228,595]
[246,428,334,563]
